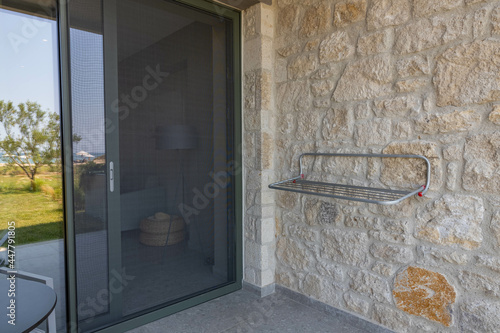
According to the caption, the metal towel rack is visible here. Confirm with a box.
[269,153,431,205]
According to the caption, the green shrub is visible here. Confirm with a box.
[23,178,45,192]
[8,168,23,176]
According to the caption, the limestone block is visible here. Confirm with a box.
[393,121,412,140]
[276,190,299,211]
[297,110,320,140]
[261,132,273,170]
[395,14,471,55]
[396,78,428,93]
[288,54,318,80]
[415,110,481,134]
[415,194,484,250]
[311,64,342,80]
[244,71,257,109]
[490,105,500,125]
[446,162,459,191]
[333,55,393,102]
[304,197,343,226]
[304,39,320,52]
[313,98,331,108]
[396,55,431,78]
[245,240,271,270]
[465,0,486,4]
[277,81,306,113]
[357,29,393,56]
[434,40,500,107]
[277,5,298,36]
[492,6,500,35]
[372,303,411,333]
[311,79,336,97]
[442,144,462,161]
[381,141,442,189]
[476,255,500,274]
[288,224,318,243]
[302,274,323,299]
[275,57,287,83]
[344,215,380,229]
[491,211,500,246]
[349,270,392,302]
[344,292,370,316]
[319,31,355,64]
[461,299,500,332]
[333,0,367,27]
[322,108,353,139]
[373,95,421,118]
[244,5,257,39]
[369,219,413,245]
[413,0,463,18]
[276,237,310,271]
[259,70,273,111]
[316,261,344,281]
[245,215,257,242]
[277,42,301,58]
[458,270,500,297]
[463,132,500,193]
[372,261,395,277]
[312,281,341,309]
[299,2,331,38]
[473,6,492,38]
[416,246,469,266]
[354,118,392,147]
[367,0,410,30]
[354,102,372,120]
[321,230,370,267]
[370,242,414,264]
[278,112,296,135]
[393,266,456,327]
[276,269,297,289]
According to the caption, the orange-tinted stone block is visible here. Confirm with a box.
[393,266,456,326]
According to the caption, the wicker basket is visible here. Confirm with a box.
[139,214,185,247]
[139,230,184,246]
[139,216,185,234]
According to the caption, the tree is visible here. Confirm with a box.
[0,100,60,191]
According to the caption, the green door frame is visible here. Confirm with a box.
[58,0,242,332]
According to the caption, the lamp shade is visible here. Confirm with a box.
[155,125,197,150]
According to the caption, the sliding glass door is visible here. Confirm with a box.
[67,0,240,330]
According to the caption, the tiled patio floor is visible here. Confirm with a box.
[126,288,393,333]
[15,240,393,333]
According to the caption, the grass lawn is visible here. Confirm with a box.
[0,169,64,246]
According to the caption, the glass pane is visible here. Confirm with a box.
[0,1,65,332]
[69,0,236,329]
[116,0,236,316]
[68,0,111,327]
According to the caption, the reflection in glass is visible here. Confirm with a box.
[0,2,65,332]
[69,0,237,330]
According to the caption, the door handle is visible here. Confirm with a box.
[110,161,114,192]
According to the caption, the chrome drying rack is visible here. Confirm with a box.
[269,153,430,205]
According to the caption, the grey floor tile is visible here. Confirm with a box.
[126,289,391,333]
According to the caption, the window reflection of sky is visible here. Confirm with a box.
[0,8,106,155]
[0,8,59,137]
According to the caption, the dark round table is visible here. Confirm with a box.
[0,277,57,333]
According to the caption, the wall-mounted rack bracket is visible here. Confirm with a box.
[269,153,431,205]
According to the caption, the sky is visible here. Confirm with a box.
[0,8,60,118]
[0,7,106,154]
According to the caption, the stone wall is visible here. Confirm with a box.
[243,3,277,294]
[244,0,500,331]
